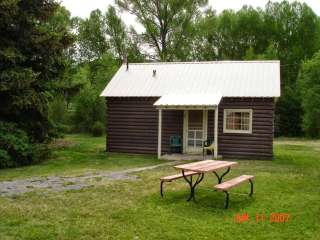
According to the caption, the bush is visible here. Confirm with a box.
[0,121,33,168]
[91,121,105,137]
[48,96,68,124]
[72,87,105,132]
[298,51,320,137]
[0,121,49,168]
[48,96,74,136]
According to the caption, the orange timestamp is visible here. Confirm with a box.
[234,212,290,223]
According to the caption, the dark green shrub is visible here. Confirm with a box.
[0,121,49,168]
[0,121,33,168]
[91,121,105,137]
[0,149,11,168]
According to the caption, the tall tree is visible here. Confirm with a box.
[105,6,144,62]
[75,10,109,62]
[264,1,320,87]
[192,1,320,136]
[0,0,74,142]
[116,0,208,61]
[264,1,320,136]
[193,6,266,60]
[0,0,74,167]
[105,6,127,60]
[49,6,84,108]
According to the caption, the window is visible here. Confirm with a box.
[223,109,252,133]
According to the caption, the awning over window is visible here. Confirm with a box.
[153,93,222,109]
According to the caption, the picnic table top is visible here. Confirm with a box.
[174,160,238,173]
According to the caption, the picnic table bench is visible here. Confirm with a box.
[160,171,199,197]
[214,175,254,208]
[160,160,254,208]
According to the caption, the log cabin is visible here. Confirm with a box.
[100,61,280,160]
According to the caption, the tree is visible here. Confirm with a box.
[49,7,85,108]
[116,0,208,61]
[298,51,320,137]
[193,6,266,61]
[264,1,320,87]
[0,0,74,142]
[75,10,109,62]
[264,1,320,136]
[191,1,320,136]
[189,8,218,61]
[105,6,144,62]
[0,0,74,166]
[105,6,127,60]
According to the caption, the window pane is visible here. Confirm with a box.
[242,112,250,119]
[225,110,251,132]
[196,140,202,147]
[188,140,193,146]
[196,131,203,139]
[226,112,234,129]
[188,131,194,138]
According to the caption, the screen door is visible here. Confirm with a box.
[187,110,203,153]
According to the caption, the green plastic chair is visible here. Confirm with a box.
[169,135,182,153]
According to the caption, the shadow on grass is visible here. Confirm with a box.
[148,187,254,213]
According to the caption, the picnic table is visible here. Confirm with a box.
[174,160,238,201]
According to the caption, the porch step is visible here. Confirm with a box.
[161,154,223,161]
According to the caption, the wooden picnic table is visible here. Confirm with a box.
[174,160,238,201]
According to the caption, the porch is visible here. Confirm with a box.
[153,93,222,160]
[161,153,223,161]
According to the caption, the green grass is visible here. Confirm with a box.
[0,134,162,181]
[0,135,319,239]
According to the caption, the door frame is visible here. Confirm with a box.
[183,110,208,153]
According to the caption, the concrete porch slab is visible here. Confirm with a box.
[161,154,223,161]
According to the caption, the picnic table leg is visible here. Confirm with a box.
[249,179,254,196]
[212,167,231,184]
[160,180,164,197]
[182,170,204,202]
[223,191,229,209]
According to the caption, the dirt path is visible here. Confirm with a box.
[0,162,174,197]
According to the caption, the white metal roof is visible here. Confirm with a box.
[100,61,280,97]
[154,93,222,108]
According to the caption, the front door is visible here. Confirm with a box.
[186,110,206,153]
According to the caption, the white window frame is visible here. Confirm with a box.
[223,109,253,134]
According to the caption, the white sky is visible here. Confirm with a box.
[61,0,320,33]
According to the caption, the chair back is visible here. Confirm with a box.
[170,135,181,146]
[204,138,214,147]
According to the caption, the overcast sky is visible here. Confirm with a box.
[61,0,320,32]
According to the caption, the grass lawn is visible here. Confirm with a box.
[0,134,162,181]
[0,135,319,239]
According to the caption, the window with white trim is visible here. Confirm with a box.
[223,109,253,134]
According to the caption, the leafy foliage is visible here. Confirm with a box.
[48,96,68,125]
[0,122,48,168]
[75,10,109,62]
[91,121,105,137]
[0,1,74,143]
[297,51,320,137]
[191,1,320,136]
[72,87,105,133]
[116,0,208,61]
[0,1,74,168]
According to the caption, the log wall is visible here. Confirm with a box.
[106,97,274,159]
